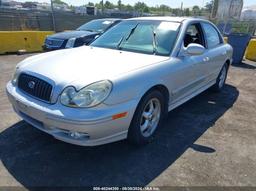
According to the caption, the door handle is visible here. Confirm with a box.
[203,57,210,62]
[222,51,227,56]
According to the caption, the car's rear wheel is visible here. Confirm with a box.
[211,63,228,92]
[128,90,166,145]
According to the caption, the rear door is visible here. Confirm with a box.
[200,22,227,83]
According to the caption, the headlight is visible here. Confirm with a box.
[11,69,19,86]
[60,80,112,108]
[65,38,76,48]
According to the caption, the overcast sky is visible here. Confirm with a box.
[14,0,256,8]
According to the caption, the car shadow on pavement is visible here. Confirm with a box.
[232,62,256,70]
[0,84,239,188]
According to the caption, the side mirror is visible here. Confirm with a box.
[94,35,100,39]
[185,43,205,56]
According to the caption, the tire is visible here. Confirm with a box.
[211,63,228,92]
[128,90,166,145]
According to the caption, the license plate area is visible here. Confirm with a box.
[16,100,29,112]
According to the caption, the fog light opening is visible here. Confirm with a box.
[69,131,89,140]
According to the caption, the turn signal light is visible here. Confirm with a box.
[112,112,128,120]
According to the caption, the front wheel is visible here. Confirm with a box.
[128,90,166,145]
[211,63,228,92]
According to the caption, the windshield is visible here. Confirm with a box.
[91,20,181,56]
[77,20,114,32]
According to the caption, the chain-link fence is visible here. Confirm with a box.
[0,8,120,31]
[0,8,52,31]
[1,7,256,35]
[212,19,256,36]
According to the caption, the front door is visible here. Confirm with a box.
[169,23,207,104]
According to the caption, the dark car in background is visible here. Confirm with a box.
[43,18,122,50]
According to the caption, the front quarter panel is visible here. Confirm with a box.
[104,58,176,106]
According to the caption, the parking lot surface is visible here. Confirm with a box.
[0,54,256,188]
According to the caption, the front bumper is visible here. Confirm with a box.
[6,82,138,146]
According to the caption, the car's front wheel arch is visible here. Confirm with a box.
[146,85,169,113]
[127,85,169,145]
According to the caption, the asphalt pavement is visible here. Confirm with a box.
[0,54,255,188]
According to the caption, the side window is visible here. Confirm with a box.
[202,23,221,48]
[184,24,205,48]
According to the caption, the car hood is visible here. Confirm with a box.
[48,30,98,39]
[18,46,169,90]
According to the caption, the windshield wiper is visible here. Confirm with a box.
[116,36,125,49]
[117,23,140,50]
[151,26,158,54]
[84,29,95,32]
[77,29,95,32]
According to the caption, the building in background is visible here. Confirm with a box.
[75,6,97,16]
[22,1,37,9]
[53,3,71,12]
[0,0,22,9]
[103,8,139,17]
[36,2,51,11]
[241,5,256,20]
[212,0,243,20]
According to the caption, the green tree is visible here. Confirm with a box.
[117,0,122,10]
[134,2,149,13]
[95,2,102,9]
[172,8,180,16]
[124,4,133,11]
[205,0,213,13]
[87,2,94,6]
[149,6,157,13]
[52,0,67,5]
[159,4,171,15]
[192,5,200,16]
[104,1,114,9]
[184,8,190,16]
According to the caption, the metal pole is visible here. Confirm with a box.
[101,0,104,14]
[211,0,216,19]
[50,0,56,31]
[180,2,183,16]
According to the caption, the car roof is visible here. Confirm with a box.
[126,16,202,23]
[95,18,122,21]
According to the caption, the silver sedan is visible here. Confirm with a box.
[6,17,233,146]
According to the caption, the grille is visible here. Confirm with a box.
[45,38,64,48]
[18,73,53,102]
